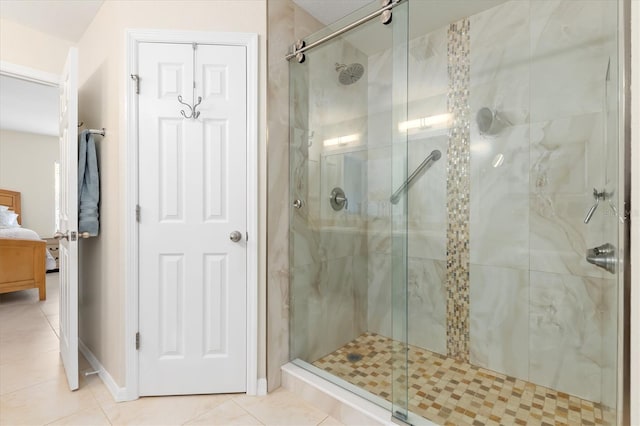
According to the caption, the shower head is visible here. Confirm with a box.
[476,107,511,136]
[335,62,364,85]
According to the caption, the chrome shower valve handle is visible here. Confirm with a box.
[584,188,609,224]
[330,187,348,211]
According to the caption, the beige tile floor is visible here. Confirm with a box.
[0,273,343,426]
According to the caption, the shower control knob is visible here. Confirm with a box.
[229,231,242,242]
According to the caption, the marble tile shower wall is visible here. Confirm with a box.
[366,24,452,356]
[526,0,618,408]
[365,0,618,408]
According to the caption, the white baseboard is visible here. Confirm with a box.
[79,340,129,402]
[257,378,268,396]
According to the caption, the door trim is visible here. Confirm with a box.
[124,29,259,400]
[0,61,59,86]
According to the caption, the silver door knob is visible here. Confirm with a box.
[229,231,242,242]
[54,231,69,241]
[293,199,303,209]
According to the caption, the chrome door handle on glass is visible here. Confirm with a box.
[229,231,242,242]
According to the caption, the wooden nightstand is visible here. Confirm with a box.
[43,238,60,270]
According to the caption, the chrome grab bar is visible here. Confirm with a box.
[390,149,441,205]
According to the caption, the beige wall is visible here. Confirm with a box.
[0,18,74,75]
[1,0,268,394]
[75,0,268,388]
[0,129,58,237]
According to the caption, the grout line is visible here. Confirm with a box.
[177,394,234,425]
[316,414,331,425]
[0,349,62,396]
[42,405,111,426]
[230,399,267,426]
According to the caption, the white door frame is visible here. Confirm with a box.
[0,61,59,86]
[124,29,259,400]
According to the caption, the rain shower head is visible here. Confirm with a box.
[335,62,364,85]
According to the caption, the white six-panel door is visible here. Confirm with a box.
[138,42,247,395]
[58,47,79,391]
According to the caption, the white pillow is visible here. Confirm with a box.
[0,210,19,227]
[0,205,8,212]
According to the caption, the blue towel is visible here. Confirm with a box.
[78,130,100,236]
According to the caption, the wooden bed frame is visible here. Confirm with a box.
[0,189,46,300]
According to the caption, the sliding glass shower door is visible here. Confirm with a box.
[288,0,411,420]
[288,0,624,424]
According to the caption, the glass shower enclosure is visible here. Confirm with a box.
[288,0,623,424]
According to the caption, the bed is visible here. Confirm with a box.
[0,189,55,300]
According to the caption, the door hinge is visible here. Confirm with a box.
[135,332,140,350]
[136,205,141,222]
[131,74,140,94]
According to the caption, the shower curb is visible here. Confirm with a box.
[282,363,392,425]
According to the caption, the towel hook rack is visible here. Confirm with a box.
[177,95,202,119]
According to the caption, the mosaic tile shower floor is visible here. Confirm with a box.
[312,333,615,426]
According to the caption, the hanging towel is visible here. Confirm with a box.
[78,130,100,236]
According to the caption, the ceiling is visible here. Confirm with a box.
[0,0,504,137]
[0,0,366,135]
[0,0,104,42]
[292,0,373,25]
[0,0,103,137]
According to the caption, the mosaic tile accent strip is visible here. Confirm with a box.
[313,333,615,426]
[446,18,472,361]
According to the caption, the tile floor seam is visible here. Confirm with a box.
[229,395,269,424]
[2,274,336,426]
[93,392,115,426]
[225,398,267,426]
[316,414,331,425]
[0,348,63,396]
[42,406,109,426]
[0,373,64,400]
[0,345,60,367]
[0,378,103,426]
[177,394,235,425]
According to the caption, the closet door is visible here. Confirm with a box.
[138,42,248,395]
[57,47,79,391]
